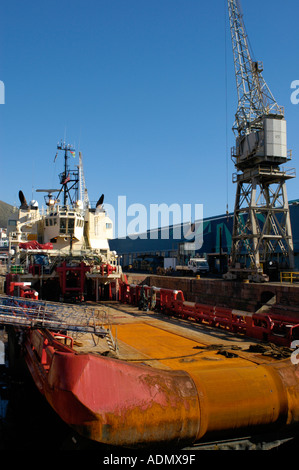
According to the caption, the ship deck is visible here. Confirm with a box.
[70,301,284,370]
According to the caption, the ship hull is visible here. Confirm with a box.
[20,320,299,448]
[43,352,200,447]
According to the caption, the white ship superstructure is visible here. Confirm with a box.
[6,141,121,302]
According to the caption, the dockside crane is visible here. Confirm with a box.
[224,0,295,282]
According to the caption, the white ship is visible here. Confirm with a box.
[6,141,122,302]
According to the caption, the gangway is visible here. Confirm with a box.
[0,295,109,337]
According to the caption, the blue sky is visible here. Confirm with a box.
[1,0,299,229]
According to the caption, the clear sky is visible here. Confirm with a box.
[1,0,299,231]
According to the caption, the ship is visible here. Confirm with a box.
[5,141,122,303]
[2,286,299,450]
[2,141,299,450]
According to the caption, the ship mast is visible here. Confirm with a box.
[56,141,79,208]
[79,151,90,211]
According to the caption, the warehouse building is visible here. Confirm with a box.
[109,201,299,275]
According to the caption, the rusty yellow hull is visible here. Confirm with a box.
[23,301,299,447]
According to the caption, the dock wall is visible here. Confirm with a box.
[124,273,299,313]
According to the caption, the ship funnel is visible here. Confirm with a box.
[19,190,29,209]
[96,194,104,208]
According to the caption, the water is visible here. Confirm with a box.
[0,364,77,450]
[0,329,107,450]
[0,329,152,457]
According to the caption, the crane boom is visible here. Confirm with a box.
[228,0,283,138]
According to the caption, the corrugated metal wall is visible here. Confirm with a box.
[110,203,299,269]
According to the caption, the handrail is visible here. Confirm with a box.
[280,271,299,283]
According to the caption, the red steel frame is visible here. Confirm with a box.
[119,281,299,347]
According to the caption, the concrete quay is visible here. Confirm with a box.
[125,273,299,315]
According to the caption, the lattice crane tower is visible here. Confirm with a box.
[225,0,295,282]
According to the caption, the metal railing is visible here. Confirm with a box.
[280,271,299,283]
[0,294,109,336]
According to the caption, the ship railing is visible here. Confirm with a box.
[10,247,123,276]
[26,210,42,222]
[115,265,122,274]
[9,231,28,242]
[0,294,112,337]
[45,204,85,216]
[8,250,31,274]
[89,263,122,275]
